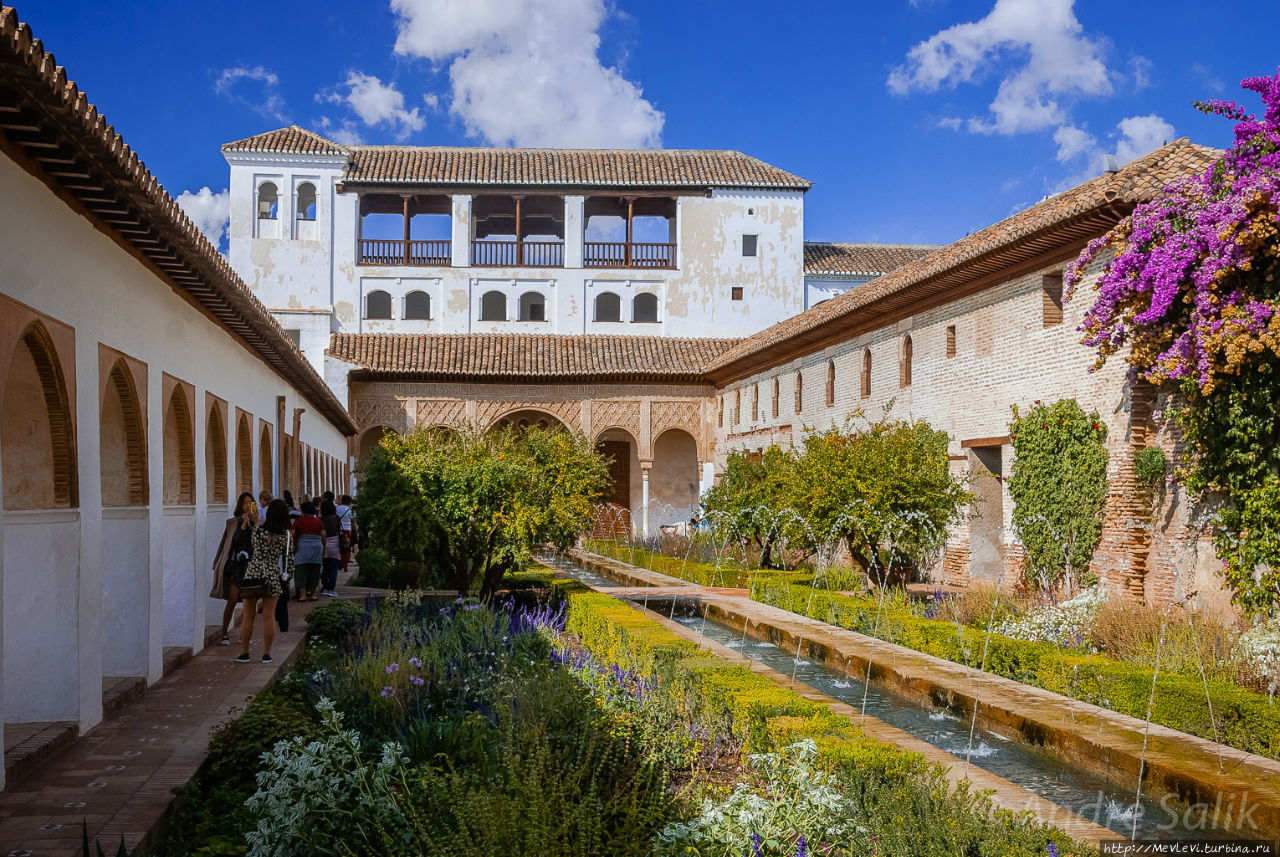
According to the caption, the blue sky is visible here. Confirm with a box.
[14,0,1280,250]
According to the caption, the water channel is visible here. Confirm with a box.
[543,555,1244,842]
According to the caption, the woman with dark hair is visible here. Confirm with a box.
[319,498,342,597]
[293,501,324,601]
[237,498,294,663]
[210,492,256,646]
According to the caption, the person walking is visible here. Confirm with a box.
[319,498,342,597]
[292,501,324,601]
[257,490,272,523]
[237,499,294,663]
[337,494,357,575]
[210,492,255,646]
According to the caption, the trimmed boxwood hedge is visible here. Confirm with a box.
[754,580,1280,761]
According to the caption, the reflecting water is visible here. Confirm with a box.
[536,553,630,589]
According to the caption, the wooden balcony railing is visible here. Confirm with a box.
[583,242,676,269]
[358,239,452,266]
[472,240,564,268]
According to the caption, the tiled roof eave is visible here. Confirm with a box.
[0,8,357,436]
[350,369,715,385]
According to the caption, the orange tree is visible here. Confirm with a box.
[702,445,806,568]
[357,425,608,597]
[787,412,972,581]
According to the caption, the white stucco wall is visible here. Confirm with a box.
[0,151,352,741]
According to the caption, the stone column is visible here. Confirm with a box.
[451,194,472,268]
[640,461,652,538]
[564,195,584,268]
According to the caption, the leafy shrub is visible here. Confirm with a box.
[352,545,391,588]
[1133,445,1167,485]
[304,597,368,645]
[1008,399,1109,589]
[388,559,425,590]
[1235,619,1280,697]
[997,588,1107,647]
[205,691,318,794]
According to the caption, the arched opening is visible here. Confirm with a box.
[518,291,546,322]
[2,323,77,510]
[259,424,273,495]
[163,386,195,505]
[734,390,741,425]
[594,291,621,322]
[296,182,317,221]
[480,290,507,321]
[101,360,147,507]
[826,360,836,407]
[794,371,803,414]
[404,290,431,320]
[632,292,659,323]
[651,428,699,523]
[861,349,872,399]
[772,377,780,419]
[900,335,913,388]
[594,427,639,537]
[491,408,567,433]
[257,181,279,220]
[365,289,392,320]
[236,414,253,495]
[204,405,227,506]
[357,425,396,469]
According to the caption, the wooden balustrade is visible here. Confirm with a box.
[358,239,451,266]
[472,240,564,267]
[583,242,676,269]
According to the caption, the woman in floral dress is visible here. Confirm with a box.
[237,498,294,663]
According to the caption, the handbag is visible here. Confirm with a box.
[239,580,270,600]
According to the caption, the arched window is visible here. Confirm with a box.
[861,349,872,399]
[260,425,273,494]
[204,405,226,506]
[236,415,253,494]
[102,360,148,507]
[163,386,195,506]
[794,371,803,414]
[900,335,913,388]
[595,292,621,322]
[404,290,431,320]
[825,360,835,407]
[257,181,279,220]
[295,182,316,221]
[718,396,724,428]
[480,291,507,321]
[751,385,759,421]
[2,322,78,510]
[519,291,546,322]
[772,377,779,418]
[946,325,957,359]
[734,390,741,425]
[632,293,659,323]
[365,290,392,319]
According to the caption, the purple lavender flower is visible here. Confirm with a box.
[795,835,808,857]
[380,686,395,698]
[408,656,422,668]
[751,833,764,857]
[409,674,425,686]
[386,662,399,674]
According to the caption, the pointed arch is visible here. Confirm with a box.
[794,370,803,414]
[204,401,227,505]
[163,384,195,505]
[861,348,872,399]
[826,359,836,407]
[2,320,77,509]
[900,334,913,388]
[236,413,253,495]
[259,423,274,495]
[101,359,148,507]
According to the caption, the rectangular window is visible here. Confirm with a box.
[946,325,957,358]
[731,286,744,301]
[742,234,758,257]
[283,328,301,348]
[1042,273,1064,327]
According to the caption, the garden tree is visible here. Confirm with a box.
[701,446,807,568]
[358,425,608,597]
[787,412,972,582]
[1007,399,1109,591]
[1068,70,1280,614]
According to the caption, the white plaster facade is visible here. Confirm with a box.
[0,150,352,783]
[224,144,807,376]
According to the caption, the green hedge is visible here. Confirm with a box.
[580,541,808,590]
[755,580,1280,761]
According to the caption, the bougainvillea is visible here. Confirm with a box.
[1067,70,1280,614]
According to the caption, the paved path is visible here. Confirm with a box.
[0,575,387,857]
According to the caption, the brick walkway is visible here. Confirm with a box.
[0,577,382,857]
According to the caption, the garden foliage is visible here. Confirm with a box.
[1067,70,1280,613]
[702,446,804,568]
[357,425,608,597]
[1007,399,1109,589]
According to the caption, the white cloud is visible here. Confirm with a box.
[1191,63,1225,94]
[176,187,230,249]
[325,72,425,140]
[214,66,287,122]
[389,0,664,147]
[1128,56,1153,90]
[888,0,1111,135]
[1053,124,1096,163]
[1114,114,1175,164]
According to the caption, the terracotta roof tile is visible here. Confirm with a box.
[221,126,810,190]
[709,139,1221,380]
[0,9,355,434]
[804,242,939,276]
[221,125,346,156]
[328,333,739,379]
